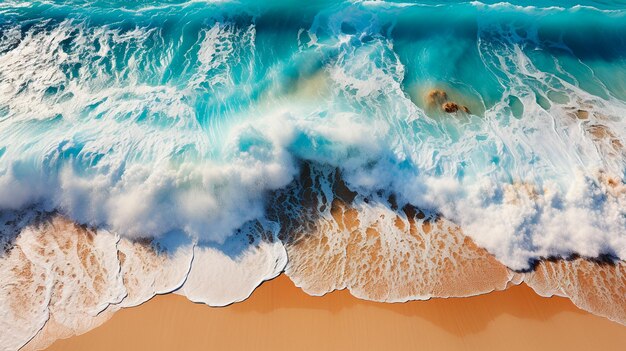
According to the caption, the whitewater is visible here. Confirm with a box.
[0,0,625,350]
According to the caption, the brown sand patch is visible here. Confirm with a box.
[6,247,41,317]
[566,107,590,120]
[576,109,589,120]
[586,124,624,152]
[599,173,626,197]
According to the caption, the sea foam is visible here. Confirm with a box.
[0,0,624,270]
[0,1,625,349]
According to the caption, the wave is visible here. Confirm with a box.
[0,1,625,348]
[1,0,624,270]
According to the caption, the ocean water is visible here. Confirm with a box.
[1,0,624,268]
[0,1,625,349]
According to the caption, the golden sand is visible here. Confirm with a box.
[44,274,626,351]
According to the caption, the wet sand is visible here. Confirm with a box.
[44,274,626,351]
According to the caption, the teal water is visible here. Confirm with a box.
[0,0,625,269]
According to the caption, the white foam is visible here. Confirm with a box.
[180,241,287,306]
[114,236,194,308]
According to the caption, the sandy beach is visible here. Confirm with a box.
[43,274,626,351]
[2,2,626,351]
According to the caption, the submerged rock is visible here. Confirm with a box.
[442,102,460,113]
[441,102,470,114]
[426,89,470,114]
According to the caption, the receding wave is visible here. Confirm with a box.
[0,0,625,349]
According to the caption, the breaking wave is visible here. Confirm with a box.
[0,1,625,349]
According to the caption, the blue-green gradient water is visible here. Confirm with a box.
[0,0,625,269]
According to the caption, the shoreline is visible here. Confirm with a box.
[42,274,626,351]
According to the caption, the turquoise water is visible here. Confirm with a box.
[0,0,624,269]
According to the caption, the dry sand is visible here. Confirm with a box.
[44,274,626,351]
